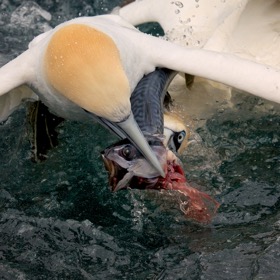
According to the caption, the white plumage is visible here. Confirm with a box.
[116,0,280,101]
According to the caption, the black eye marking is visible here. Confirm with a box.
[120,144,137,161]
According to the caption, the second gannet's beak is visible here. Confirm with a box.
[98,113,165,178]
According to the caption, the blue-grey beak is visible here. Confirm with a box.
[99,113,165,177]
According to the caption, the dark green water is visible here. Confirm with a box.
[1,1,280,279]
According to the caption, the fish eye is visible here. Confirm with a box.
[121,144,136,161]
[177,131,186,143]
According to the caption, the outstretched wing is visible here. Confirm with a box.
[1,12,280,121]
[0,31,50,121]
[1,13,280,107]
[116,0,280,103]
[117,0,247,48]
[115,25,280,104]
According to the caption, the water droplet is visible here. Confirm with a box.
[175,1,184,8]
[187,26,193,34]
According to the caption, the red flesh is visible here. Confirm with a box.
[157,160,220,224]
[125,160,220,224]
[103,146,220,224]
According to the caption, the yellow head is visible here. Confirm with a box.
[44,24,130,122]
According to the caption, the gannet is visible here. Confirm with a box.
[1,14,280,176]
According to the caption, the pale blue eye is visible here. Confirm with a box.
[177,131,186,143]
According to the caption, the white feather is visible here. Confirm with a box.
[117,0,280,102]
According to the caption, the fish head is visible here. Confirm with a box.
[101,135,185,192]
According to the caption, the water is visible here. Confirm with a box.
[1,1,280,279]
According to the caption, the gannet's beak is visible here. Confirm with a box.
[99,113,165,177]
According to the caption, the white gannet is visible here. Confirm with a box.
[1,14,280,175]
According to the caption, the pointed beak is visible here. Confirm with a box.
[100,114,165,177]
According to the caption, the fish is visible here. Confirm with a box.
[101,135,220,224]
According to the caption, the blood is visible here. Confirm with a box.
[155,160,220,224]
[111,158,220,224]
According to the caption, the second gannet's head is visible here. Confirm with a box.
[164,113,189,154]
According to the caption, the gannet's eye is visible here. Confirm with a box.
[177,131,186,143]
[120,144,136,161]
[170,130,186,152]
